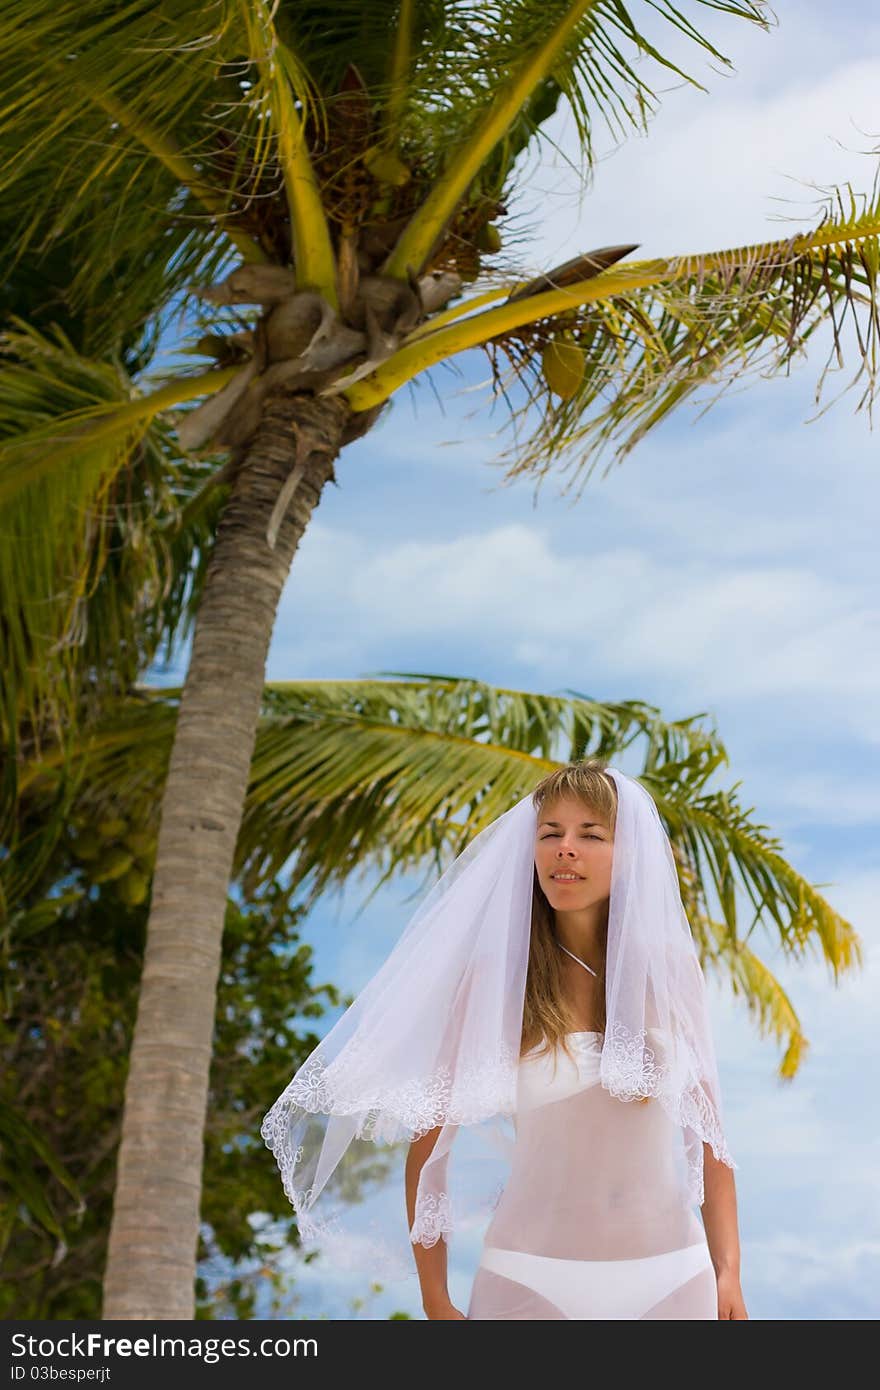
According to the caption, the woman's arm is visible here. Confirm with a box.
[405,1127,467,1319]
[701,1142,749,1319]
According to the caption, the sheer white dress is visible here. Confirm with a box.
[466,1031,718,1320]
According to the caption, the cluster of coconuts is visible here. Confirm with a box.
[68,808,156,907]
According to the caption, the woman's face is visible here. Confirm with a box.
[534,794,614,913]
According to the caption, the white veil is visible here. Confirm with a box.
[260,766,736,1285]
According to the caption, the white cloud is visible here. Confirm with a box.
[723,1081,828,1161]
[745,1232,880,1297]
[738,1234,878,1321]
[274,518,879,720]
[512,21,880,269]
[768,777,880,826]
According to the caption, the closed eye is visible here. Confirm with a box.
[541,833,602,840]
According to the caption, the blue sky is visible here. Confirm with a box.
[153,2,880,1319]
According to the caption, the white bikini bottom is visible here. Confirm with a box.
[471,1241,717,1320]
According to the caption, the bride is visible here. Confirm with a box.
[263,760,747,1320]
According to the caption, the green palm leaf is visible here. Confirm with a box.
[342,187,880,488]
[0,325,228,732]
[0,1098,84,1247]
[700,917,808,1081]
[1,1,771,348]
[24,674,861,1083]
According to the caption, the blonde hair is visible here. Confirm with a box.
[522,759,618,1062]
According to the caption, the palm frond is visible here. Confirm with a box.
[283,1,771,195]
[381,0,416,143]
[0,0,773,339]
[235,2,338,300]
[647,772,862,981]
[21,673,860,1079]
[700,917,809,1082]
[239,675,717,898]
[0,324,231,743]
[0,1,291,327]
[497,182,880,492]
[0,1098,84,1244]
[0,328,236,502]
[341,182,880,491]
[378,0,772,278]
[383,0,602,278]
[89,86,267,267]
[53,676,859,966]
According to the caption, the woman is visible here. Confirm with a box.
[411,762,747,1319]
[262,760,747,1320]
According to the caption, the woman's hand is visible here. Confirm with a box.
[716,1269,749,1319]
[423,1296,468,1319]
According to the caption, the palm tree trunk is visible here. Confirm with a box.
[102,391,351,1319]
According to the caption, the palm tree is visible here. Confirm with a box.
[2,1,877,1317]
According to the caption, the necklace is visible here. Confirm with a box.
[554,938,599,978]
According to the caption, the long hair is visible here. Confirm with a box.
[521,759,619,1061]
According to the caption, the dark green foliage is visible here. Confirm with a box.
[0,874,343,1319]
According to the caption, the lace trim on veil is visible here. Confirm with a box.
[260,1040,519,1267]
[261,1038,520,1139]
